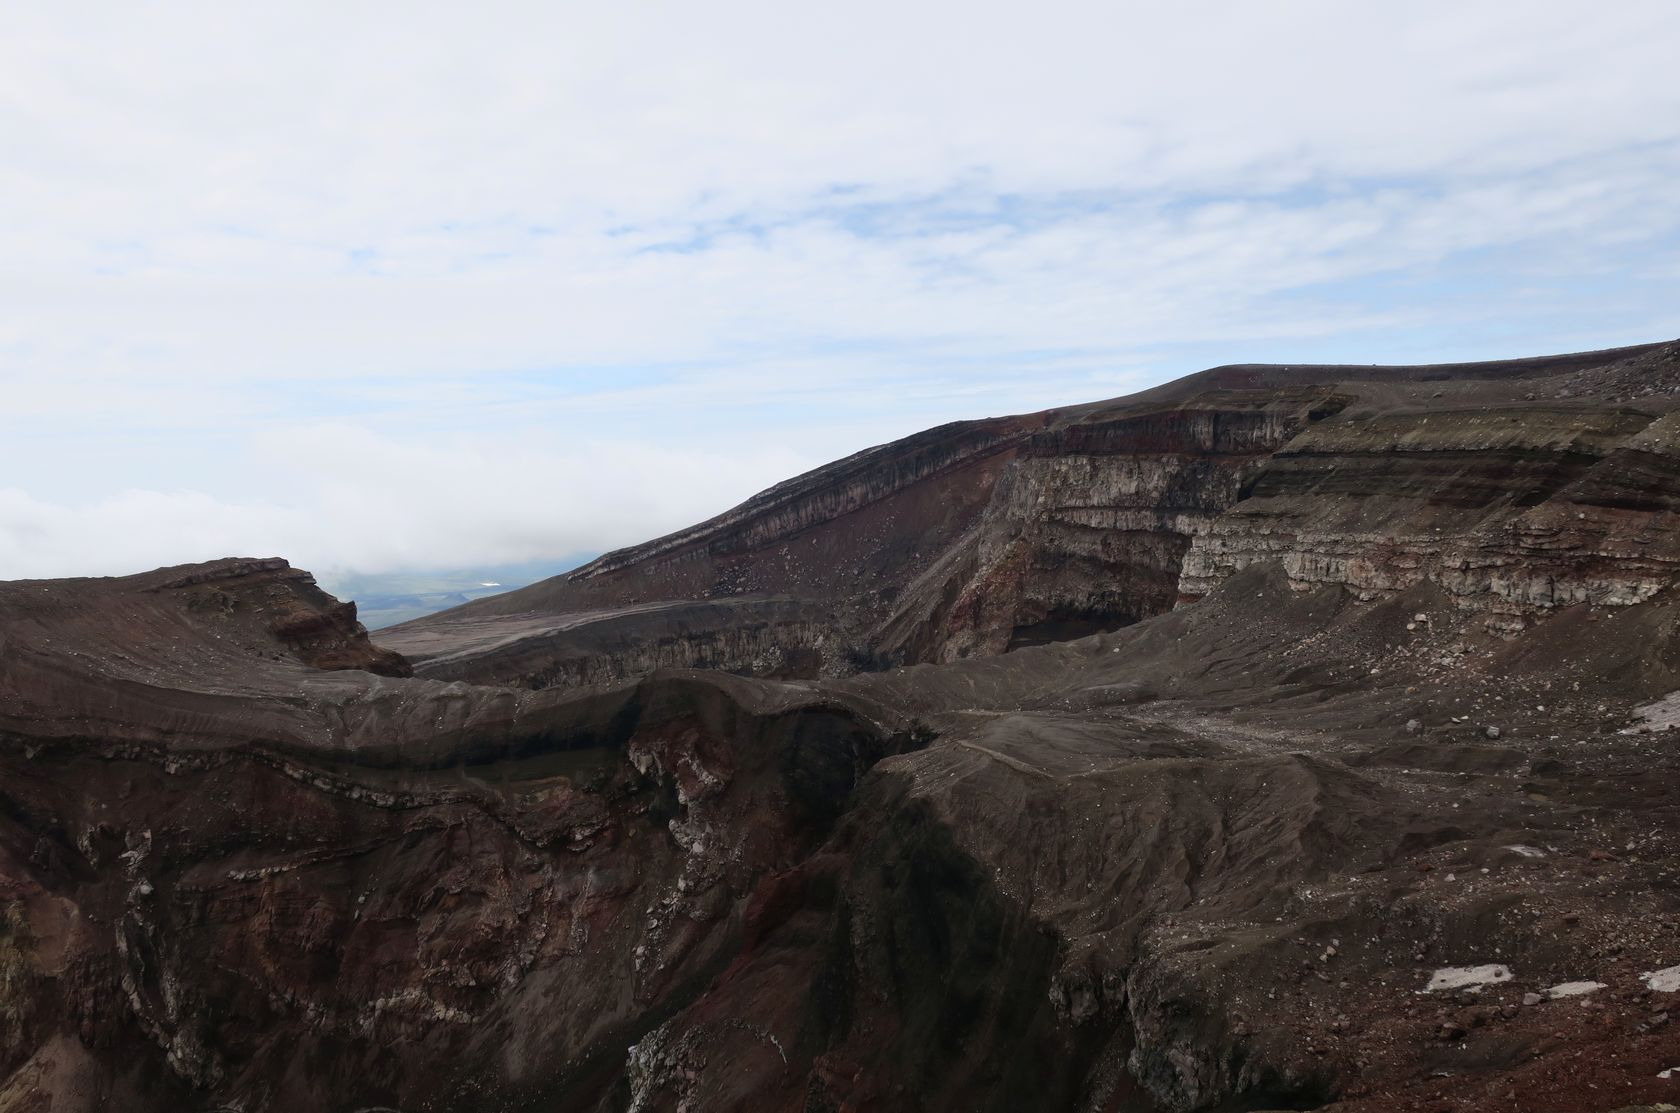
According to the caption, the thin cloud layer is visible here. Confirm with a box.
[2,1,1677,580]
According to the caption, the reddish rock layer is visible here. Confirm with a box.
[5,341,1680,1112]
[382,339,1680,690]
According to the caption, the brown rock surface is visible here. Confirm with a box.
[4,340,1680,1111]
[382,338,1680,689]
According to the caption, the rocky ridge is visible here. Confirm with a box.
[3,340,1680,1111]
[383,339,1680,688]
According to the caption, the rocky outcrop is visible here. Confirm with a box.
[386,340,1680,690]
[1181,380,1680,631]
[907,389,1346,659]
[383,598,847,691]
[0,569,918,1110]
[8,339,1680,1112]
[14,557,410,679]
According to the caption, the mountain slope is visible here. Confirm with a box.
[4,339,1680,1112]
[383,339,1680,687]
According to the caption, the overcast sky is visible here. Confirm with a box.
[3,1,1677,581]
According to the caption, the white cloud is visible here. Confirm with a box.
[0,427,817,580]
[1,1,1677,579]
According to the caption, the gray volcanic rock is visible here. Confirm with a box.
[1180,356,1680,628]
[382,339,1680,691]
[386,597,840,691]
[5,341,1680,1112]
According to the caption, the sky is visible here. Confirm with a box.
[2,0,1678,581]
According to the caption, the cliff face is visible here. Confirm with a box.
[380,598,843,692]
[0,561,918,1111]
[0,682,913,1111]
[385,339,1680,689]
[1182,399,1680,631]
[913,390,1345,660]
[7,341,1680,1113]
[10,555,1680,1112]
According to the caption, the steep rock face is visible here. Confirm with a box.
[449,418,1038,622]
[386,340,1679,693]
[1181,357,1680,630]
[381,598,845,692]
[0,569,916,1111]
[9,341,1680,1112]
[3,558,409,682]
[0,697,899,1110]
[398,559,1680,1113]
[386,389,1356,683]
[913,390,1345,660]
[381,423,1039,687]
[571,419,1033,590]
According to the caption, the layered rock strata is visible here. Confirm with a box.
[386,339,1680,687]
[6,341,1680,1112]
[9,555,1680,1111]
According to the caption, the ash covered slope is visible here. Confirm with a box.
[5,339,1680,1112]
[0,557,620,764]
[7,542,1680,1110]
[382,340,1680,691]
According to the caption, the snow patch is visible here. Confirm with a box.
[1644,964,1680,993]
[1627,690,1680,732]
[1425,964,1512,992]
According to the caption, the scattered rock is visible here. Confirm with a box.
[8,341,1680,1111]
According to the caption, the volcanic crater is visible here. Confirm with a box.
[5,341,1680,1111]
